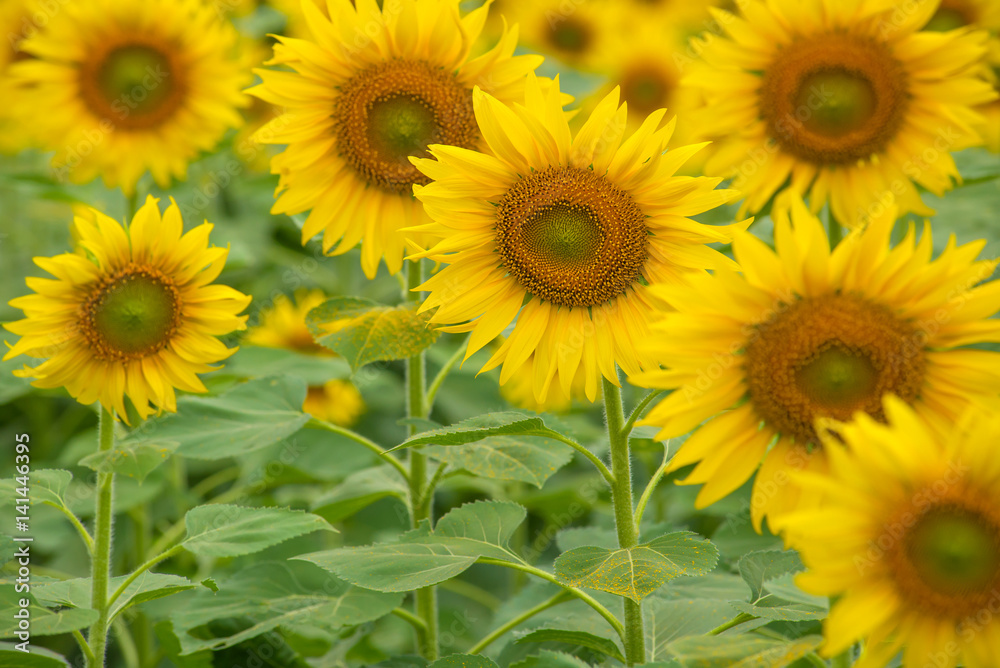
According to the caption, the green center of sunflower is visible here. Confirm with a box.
[335,60,478,195]
[79,41,184,131]
[761,34,908,165]
[82,267,181,361]
[621,64,673,117]
[744,292,925,445]
[908,508,1000,595]
[495,166,649,308]
[549,18,592,55]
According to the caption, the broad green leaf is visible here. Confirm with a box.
[0,643,70,667]
[0,469,72,508]
[222,345,350,384]
[182,504,335,558]
[118,376,311,461]
[423,435,572,487]
[510,651,592,668]
[428,657,499,668]
[666,634,822,668]
[555,532,719,603]
[729,598,826,622]
[393,413,563,450]
[737,550,803,602]
[298,500,526,592]
[169,561,401,654]
[0,535,14,566]
[763,573,829,608]
[79,441,178,482]
[516,628,625,663]
[307,297,439,369]
[645,599,736,659]
[33,573,194,623]
[311,465,407,523]
[0,588,97,638]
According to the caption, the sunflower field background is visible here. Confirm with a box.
[1,0,1000,667]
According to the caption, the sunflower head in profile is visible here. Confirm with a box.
[10,0,248,194]
[3,197,252,423]
[409,73,744,404]
[244,289,365,427]
[681,0,998,227]
[248,0,545,279]
[636,197,1000,531]
[782,397,1000,667]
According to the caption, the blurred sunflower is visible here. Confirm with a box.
[245,289,364,427]
[503,0,613,71]
[3,197,251,423]
[637,198,1000,531]
[11,0,248,195]
[682,0,997,226]
[980,42,1000,152]
[783,397,1000,668]
[248,0,544,279]
[410,74,743,403]
[499,347,596,413]
[0,0,37,154]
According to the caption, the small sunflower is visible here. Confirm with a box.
[248,0,544,279]
[409,74,744,403]
[245,289,365,427]
[503,0,613,71]
[3,197,251,423]
[782,397,1000,668]
[11,0,248,194]
[636,198,1000,531]
[681,0,998,226]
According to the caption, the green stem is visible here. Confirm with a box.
[55,503,94,555]
[391,607,428,633]
[706,612,757,635]
[406,258,438,661]
[307,418,409,480]
[603,378,645,665]
[468,591,571,655]
[634,444,670,528]
[88,408,116,667]
[622,389,664,437]
[550,433,614,485]
[127,508,152,665]
[805,653,829,668]
[477,558,625,643]
[73,630,96,665]
[425,333,472,412]
[107,545,183,613]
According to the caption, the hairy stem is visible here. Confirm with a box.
[706,611,757,635]
[468,591,571,655]
[603,378,645,665]
[88,408,116,667]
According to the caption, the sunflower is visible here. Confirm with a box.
[636,198,1000,532]
[0,0,37,154]
[3,197,251,423]
[10,0,248,195]
[499,347,596,413]
[247,0,544,279]
[681,0,997,227]
[245,289,365,427]
[782,397,1000,668]
[409,74,744,403]
[980,42,1000,151]
[502,0,614,72]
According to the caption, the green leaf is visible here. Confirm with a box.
[728,598,826,622]
[393,413,563,450]
[169,561,402,654]
[666,634,822,668]
[510,651,593,668]
[298,500,525,592]
[182,505,336,558]
[423,435,572,487]
[222,345,350,384]
[0,535,14,566]
[737,550,803,602]
[311,465,407,523]
[516,628,625,663]
[79,441,178,482]
[428,657,500,668]
[32,573,194,623]
[0,643,70,667]
[154,621,214,668]
[306,297,439,369]
[644,599,737,658]
[0,469,72,508]
[118,376,311,461]
[0,589,98,638]
[555,532,719,603]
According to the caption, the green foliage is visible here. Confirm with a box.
[306,297,440,369]
[182,504,336,557]
[0,643,70,666]
[428,657,500,668]
[665,634,823,667]
[515,628,626,663]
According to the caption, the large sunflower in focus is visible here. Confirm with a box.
[11,0,247,195]
[637,198,1000,531]
[410,75,744,403]
[783,397,1000,668]
[4,198,251,422]
[682,0,997,226]
[248,0,544,279]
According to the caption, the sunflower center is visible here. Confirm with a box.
[81,266,181,361]
[621,64,673,117]
[548,17,592,55]
[334,59,477,195]
[761,34,908,164]
[744,292,925,445]
[889,496,1000,618]
[79,42,185,131]
[495,166,648,308]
